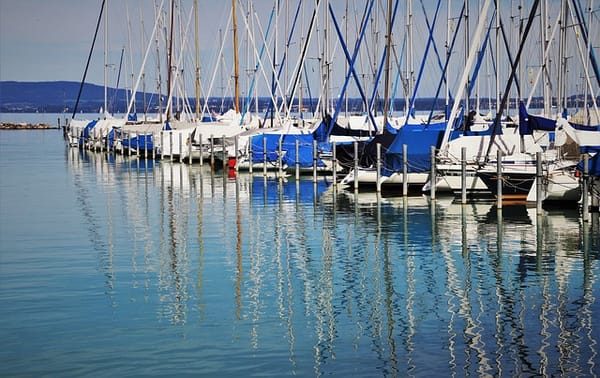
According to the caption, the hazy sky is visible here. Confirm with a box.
[1,0,593,101]
[0,1,232,85]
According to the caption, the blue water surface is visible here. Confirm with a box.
[1,123,599,377]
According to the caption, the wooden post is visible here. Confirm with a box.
[536,151,542,214]
[169,131,174,162]
[376,143,382,193]
[152,133,156,160]
[353,141,359,191]
[188,131,193,164]
[199,134,203,166]
[402,144,408,196]
[222,134,227,170]
[332,141,337,186]
[248,136,253,173]
[179,132,183,163]
[210,134,215,168]
[263,136,267,177]
[497,150,503,209]
[234,136,239,172]
[312,139,318,183]
[143,134,148,160]
[461,147,467,204]
[295,139,300,180]
[278,137,283,180]
[430,146,436,200]
[160,131,164,160]
[582,154,589,222]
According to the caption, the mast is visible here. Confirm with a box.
[194,0,200,120]
[383,0,393,128]
[232,0,240,113]
[166,0,175,120]
[103,0,108,117]
[71,0,106,120]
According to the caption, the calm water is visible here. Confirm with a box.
[1,115,599,377]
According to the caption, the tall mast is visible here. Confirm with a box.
[194,0,200,120]
[232,0,240,113]
[383,0,393,127]
[103,0,108,117]
[166,0,175,121]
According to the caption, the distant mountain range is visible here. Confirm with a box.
[2,80,597,114]
[0,81,158,113]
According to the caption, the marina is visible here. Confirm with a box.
[2,0,600,375]
[1,121,599,376]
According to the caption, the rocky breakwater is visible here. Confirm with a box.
[0,122,56,130]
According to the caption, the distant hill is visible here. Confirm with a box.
[0,80,155,113]
[0,80,447,114]
[4,80,594,115]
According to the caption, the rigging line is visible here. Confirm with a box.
[403,0,443,128]
[484,0,541,164]
[72,0,107,120]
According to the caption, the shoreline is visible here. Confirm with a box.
[0,122,58,130]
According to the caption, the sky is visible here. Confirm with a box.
[0,0,596,102]
[0,1,232,86]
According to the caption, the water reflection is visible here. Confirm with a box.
[66,150,599,376]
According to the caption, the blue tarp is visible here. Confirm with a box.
[384,122,447,174]
[78,119,98,146]
[519,101,556,135]
[82,120,98,138]
[312,115,377,143]
[251,134,326,168]
[121,135,154,151]
[577,153,600,177]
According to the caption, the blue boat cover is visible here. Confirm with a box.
[82,119,98,138]
[121,135,154,151]
[384,122,447,174]
[577,153,600,177]
[251,134,325,168]
[312,115,376,143]
[519,101,556,135]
